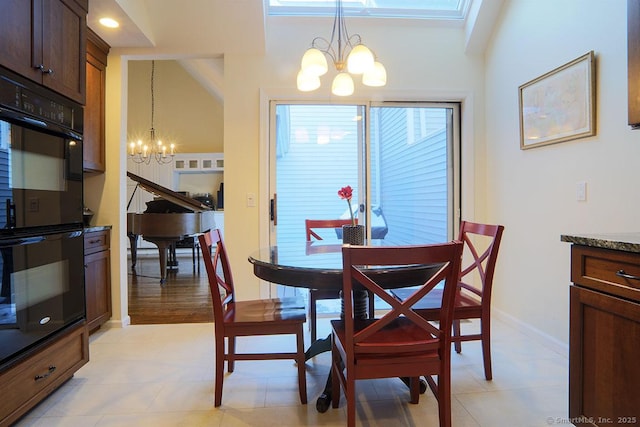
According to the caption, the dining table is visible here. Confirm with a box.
[248,239,440,412]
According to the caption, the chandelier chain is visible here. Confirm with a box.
[150,60,156,141]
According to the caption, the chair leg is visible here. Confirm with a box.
[214,335,225,407]
[296,326,308,404]
[409,377,420,404]
[228,336,236,372]
[191,242,196,273]
[346,372,356,427]
[437,372,452,427]
[196,242,200,274]
[481,315,493,380]
[453,319,462,353]
[331,341,340,409]
[310,292,318,342]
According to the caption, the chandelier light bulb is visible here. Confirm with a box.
[297,69,321,91]
[362,61,387,87]
[332,72,354,96]
[301,48,328,76]
[347,44,374,75]
[296,0,385,96]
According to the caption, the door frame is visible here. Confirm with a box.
[258,89,474,298]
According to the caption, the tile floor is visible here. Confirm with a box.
[15,317,569,427]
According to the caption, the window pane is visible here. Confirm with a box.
[369,105,451,245]
[275,104,361,246]
[268,0,469,19]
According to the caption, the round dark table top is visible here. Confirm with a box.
[248,240,440,290]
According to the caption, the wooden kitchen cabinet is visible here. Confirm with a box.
[84,29,110,172]
[0,321,88,426]
[568,244,640,426]
[0,0,87,104]
[84,228,111,333]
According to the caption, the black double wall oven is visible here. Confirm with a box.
[0,65,85,368]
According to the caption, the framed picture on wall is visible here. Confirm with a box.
[519,51,596,149]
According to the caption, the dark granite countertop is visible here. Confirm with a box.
[561,233,640,253]
[84,225,112,233]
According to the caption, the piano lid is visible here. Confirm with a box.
[127,172,213,213]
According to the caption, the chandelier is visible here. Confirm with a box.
[296,0,387,96]
[128,60,175,164]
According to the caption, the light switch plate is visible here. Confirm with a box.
[576,181,587,201]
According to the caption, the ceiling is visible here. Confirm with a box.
[87,0,268,101]
[87,0,501,102]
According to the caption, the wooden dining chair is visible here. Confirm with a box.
[198,229,308,407]
[390,221,504,380]
[331,242,463,427]
[305,219,375,342]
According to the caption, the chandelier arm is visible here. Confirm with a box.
[348,34,362,48]
[311,37,337,64]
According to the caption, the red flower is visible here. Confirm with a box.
[338,185,356,226]
[338,186,353,202]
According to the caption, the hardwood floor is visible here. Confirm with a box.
[127,249,213,324]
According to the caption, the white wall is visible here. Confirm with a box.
[223,16,488,300]
[93,4,501,327]
[484,0,637,346]
[127,60,223,153]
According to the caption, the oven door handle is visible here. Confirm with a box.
[0,107,82,141]
[0,236,46,248]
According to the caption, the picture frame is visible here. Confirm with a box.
[519,51,596,150]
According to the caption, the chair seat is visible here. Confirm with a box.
[331,317,442,354]
[225,302,306,324]
[391,288,481,315]
[235,296,306,311]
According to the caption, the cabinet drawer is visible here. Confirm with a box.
[571,245,640,303]
[84,229,109,254]
[0,323,88,425]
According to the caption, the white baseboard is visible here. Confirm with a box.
[104,315,131,329]
[493,308,569,359]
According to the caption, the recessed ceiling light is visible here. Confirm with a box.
[99,17,119,28]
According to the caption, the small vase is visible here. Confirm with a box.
[342,224,365,245]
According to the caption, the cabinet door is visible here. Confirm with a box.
[40,0,87,103]
[83,57,105,171]
[0,0,41,81]
[85,248,111,332]
[569,285,640,425]
[84,31,109,172]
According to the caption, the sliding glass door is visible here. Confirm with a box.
[269,101,460,301]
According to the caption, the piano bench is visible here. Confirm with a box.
[172,237,201,274]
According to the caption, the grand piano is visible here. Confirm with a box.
[127,172,216,284]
